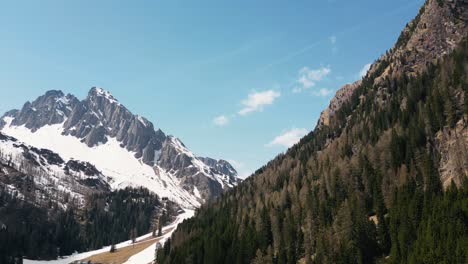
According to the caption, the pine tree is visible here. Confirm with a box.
[158,223,163,237]
[110,244,116,253]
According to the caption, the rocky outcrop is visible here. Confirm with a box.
[157,136,239,201]
[7,90,79,132]
[436,118,468,189]
[387,0,468,76]
[318,0,468,129]
[198,157,237,179]
[318,81,361,127]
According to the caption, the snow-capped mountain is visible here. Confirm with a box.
[0,87,239,208]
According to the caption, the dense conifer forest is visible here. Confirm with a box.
[0,186,174,263]
[156,35,468,264]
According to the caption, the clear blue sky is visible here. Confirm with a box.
[0,0,423,178]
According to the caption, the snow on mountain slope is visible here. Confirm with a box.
[123,209,195,264]
[0,131,109,208]
[1,117,199,208]
[0,87,240,208]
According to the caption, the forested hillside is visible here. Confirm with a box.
[0,185,177,263]
[157,1,468,263]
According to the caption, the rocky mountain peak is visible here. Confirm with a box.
[87,86,121,106]
[3,89,79,132]
[317,0,467,130]
[1,86,240,205]
[377,0,468,79]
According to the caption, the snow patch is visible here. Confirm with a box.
[1,118,200,208]
[55,96,70,105]
[193,186,201,199]
[137,115,148,127]
[93,87,121,105]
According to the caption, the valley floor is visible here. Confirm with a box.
[23,209,194,264]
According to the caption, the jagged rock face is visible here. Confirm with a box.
[198,157,237,178]
[8,90,79,132]
[180,173,224,203]
[318,0,468,129]
[1,87,239,206]
[158,137,194,174]
[157,136,239,201]
[381,0,468,77]
[318,81,362,127]
[2,88,167,166]
[436,119,468,189]
[62,88,166,165]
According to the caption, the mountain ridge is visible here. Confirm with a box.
[319,0,467,130]
[0,87,240,208]
[156,0,468,263]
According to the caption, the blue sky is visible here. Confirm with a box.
[0,0,423,178]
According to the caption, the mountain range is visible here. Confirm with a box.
[0,0,467,263]
[0,87,240,209]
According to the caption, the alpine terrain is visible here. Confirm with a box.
[0,87,239,263]
[1,0,467,264]
[156,1,468,263]
[0,87,239,208]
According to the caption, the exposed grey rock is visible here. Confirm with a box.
[1,86,240,204]
[62,87,166,165]
[317,0,468,130]
[8,90,79,132]
[198,157,237,178]
[156,136,240,199]
[180,172,223,203]
[0,110,18,130]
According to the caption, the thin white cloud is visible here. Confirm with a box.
[227,159,252,179]
[293,66,331,93]
[238,90,280,115]
[260,0,420,72]
[227,159,244,169]
[292,86,303,93]
[359,63,372,78]
[312,88,333,97]
[266,128,308,148]
[329,35,337,45]
[213,115,229,126]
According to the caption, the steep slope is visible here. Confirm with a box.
[0,87,239,208]
[319,0,467,128]
[157,1,467,263]
[0,131,109,208]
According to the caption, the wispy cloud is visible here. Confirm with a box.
[359,63,372,78]
[259,1,420,72]
[266,128,308,148]
[213,115,229,126]
[227,159,252,179]
[238,90,281,115]
[312,88,333,97]
[329,35,337,45]
[261,40,324,71]
[293,66,331,93]
[227,159,244,169]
